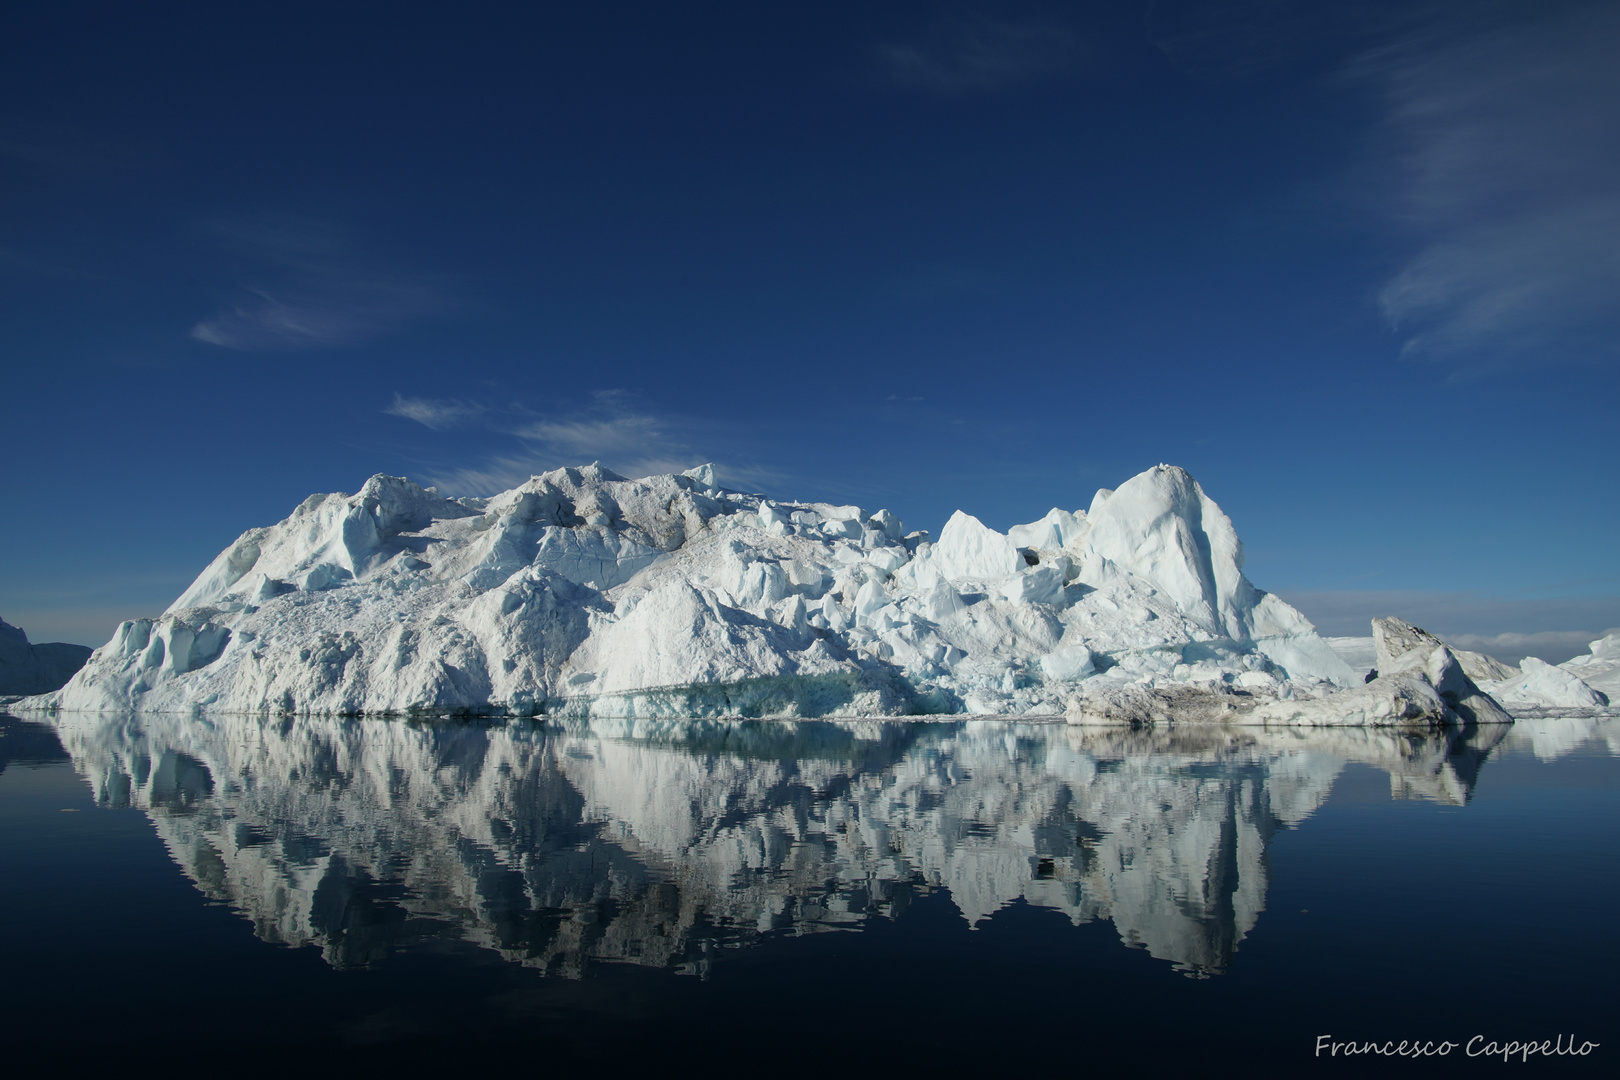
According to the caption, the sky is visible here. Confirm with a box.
[3,0,1617,661]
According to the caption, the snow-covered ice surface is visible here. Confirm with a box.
[1535,634,1620,709]
[46,709,1518,977]
[1482,637,1615,715]
[20,461,1597,722]
[21,463,1337,718]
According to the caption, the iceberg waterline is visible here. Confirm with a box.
[24,462,1606,721]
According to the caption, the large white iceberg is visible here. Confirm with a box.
[28,462,1440,719]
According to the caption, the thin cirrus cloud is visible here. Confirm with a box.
[511,414,672,463]
[875,12,1084,92]
[505,409,705,488]
[391,392,713,496]
[416,455,571,498]
[189,218,449,352]
[1368,3,1620,367]
[191,285,441,351]
[383,393,485,431]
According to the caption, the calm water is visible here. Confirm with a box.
[1,709,1614,1074]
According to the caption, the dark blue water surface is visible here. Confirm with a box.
[1,710,1614,1075]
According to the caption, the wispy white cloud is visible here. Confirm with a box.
[511,413,669,461]
[384,393,484,430]
[876,12,1084,92]
[189,218,449,351]
[508,390,702,479]
[412,392,707,495]
[417,455,561,498]
[1367,3,1620,366]
[191,285,439,350]
[1447,629,1618,664]
[405,390,801,498]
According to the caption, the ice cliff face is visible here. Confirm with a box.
[39,462,1362,718]
[44,711,1508,977]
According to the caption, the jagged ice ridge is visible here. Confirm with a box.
[31,461,1599,720]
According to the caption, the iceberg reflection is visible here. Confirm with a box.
[47,712,1546,977]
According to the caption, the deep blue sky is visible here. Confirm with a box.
[4,0,1617,658]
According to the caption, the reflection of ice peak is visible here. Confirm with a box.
[48,714,1510,977]
[1499,715,1619,762]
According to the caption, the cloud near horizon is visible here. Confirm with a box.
[1280,587,1620,664]
[1445,628,1619,664]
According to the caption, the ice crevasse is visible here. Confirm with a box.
[34,462,1441,719]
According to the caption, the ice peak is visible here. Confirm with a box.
[1077,463,1252,639]
[681,462,718,490]
[38,461,1382,718]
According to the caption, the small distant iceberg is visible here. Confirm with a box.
[1480,636,1615,715]
[0,617,90,698]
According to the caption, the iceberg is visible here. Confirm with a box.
[1549,632,1620,702]
[0,617,91,697]
[1488,656,1610,712]
[24,462,1510,722]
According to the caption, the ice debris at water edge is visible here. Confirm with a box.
[25,462,1613,722]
